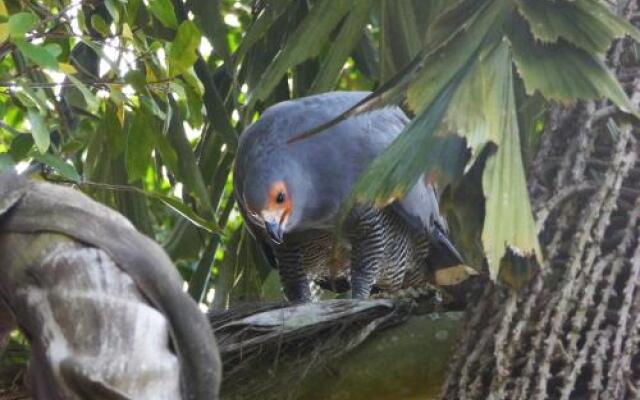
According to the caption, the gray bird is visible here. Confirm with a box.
[234,91,463,302]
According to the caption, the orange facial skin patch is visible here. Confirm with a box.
[266,180,292,225]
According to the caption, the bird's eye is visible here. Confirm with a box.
[275,191,286,204]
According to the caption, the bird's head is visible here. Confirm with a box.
[242,166,309,245]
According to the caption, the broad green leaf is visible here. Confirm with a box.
[105,0,120,25]
[309,0,373,94]
[15,39,59,70]
[90,14,111,36]
[516,0,640,55]
[509,18,637,115]
[448,42,541,278]
[246,0,351,109]
[7,12,37,37]
[27,109,49,153]
[126,108,154,182]
[349,58,473,212]
[8,134,33,161]
[406,0,509,112]
[168,20,200,77]
[66,74,99,110]
[148,0,178,29]
[290,0,505,144]
[32,152,81,182]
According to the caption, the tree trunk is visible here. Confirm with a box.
[440,4,640,398]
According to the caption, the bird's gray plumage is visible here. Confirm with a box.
[234,91,462,302]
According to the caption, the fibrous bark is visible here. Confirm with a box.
[440,4,640,398]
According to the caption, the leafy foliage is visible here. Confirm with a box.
[0,0,636,304]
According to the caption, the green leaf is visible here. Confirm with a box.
[515,0,640,55]
[146,191,222,234]
[8,134,33,161]
[349,58,473,213]
[309,0,373,93]
[190,0,230,62]
[66,74,99,110]
[90,14,111,36]
[168,20,201,77]
[15,39,59,69]
[31,152,81,182]
[379,0,435,82]
[165,99,213,214]
[27,109,49,153]
[246,0,351,109]
[231,0,292,69]
[406,0,508,112]
[7,12,37,37]
[148,0,178,29]
[440,41,541,279]
[509,17,637,115]
[126,108,155,182]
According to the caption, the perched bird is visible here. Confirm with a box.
[234,91,463,302]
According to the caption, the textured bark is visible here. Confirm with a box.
[440,4,640,399]
[0,233,182,400]
[0,173,221,399]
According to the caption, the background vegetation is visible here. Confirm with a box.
[0,0,636,307]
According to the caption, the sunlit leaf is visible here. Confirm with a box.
[15,40,59,70]
[7,12,37,37]
[168,20,200,77]
[0,0,8,43]
[58,62,77,74]
[27,109,49,153]
[148,0,178,29]
[90,14,110,36]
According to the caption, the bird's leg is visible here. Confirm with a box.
[348,207,386,299]
[274,244,312,303]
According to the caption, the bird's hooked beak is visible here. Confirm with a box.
[264,218,284,244]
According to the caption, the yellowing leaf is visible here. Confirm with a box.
[0,0,8,43]
[58,62,77,74]
[434,265,478,286]
[167,20,200,77]
[478,43,541,278]
[122,23,134,42]
[0,23,8,44]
